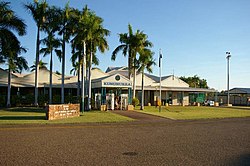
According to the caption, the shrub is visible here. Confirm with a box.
[65,95,79,104]
[132,97,139,107]
[20,94,34,105]
[11,95,21,106]
[0,95,6,107]
[52,95,60,104]
[38,94,49,106]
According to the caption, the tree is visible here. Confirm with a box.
[30,60,48,72]
[1,36,28,107]
[55,71,61,75]
[57,3,75,104]
[40,6,61,104]
[71,6,110,110]
[70,47,83,99]
[136,49,155,110]
[180,75,209,88]
[85,10,110,110]
[130,29,153,99]
[0,1,26,59]
[0,1,27,107]
[70,8,87,108]
[112,24,152,99]
[111,24,134,80]
[25,0,48,106]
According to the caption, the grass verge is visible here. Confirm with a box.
[135,106,250,120]
[0,107,133,125]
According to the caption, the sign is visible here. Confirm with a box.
[103,82,131,87]
[46,104,80,120]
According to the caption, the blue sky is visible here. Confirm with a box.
[7,0,250,91]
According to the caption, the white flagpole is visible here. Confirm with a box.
[159,49,162,112]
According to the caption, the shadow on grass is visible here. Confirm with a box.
[219,106,250,111]
[2,107,46,113]
[163,107,182,113]
[0,116,46,121]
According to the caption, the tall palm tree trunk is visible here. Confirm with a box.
[87,50,93,110]
[81,54,85,112]
[77,62,81,99]
[34,26,40,106]
[81,42,86,112]
[7,66,12,107]
[128,56,131,80]
[128,48,132,80]
[49,52,53,104]
[140,71,144,110]
[128,48,132,104]
[61,35,65,104]
[132,62,136,98]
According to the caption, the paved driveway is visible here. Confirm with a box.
[113,110,173,122]
[0,111,250,166]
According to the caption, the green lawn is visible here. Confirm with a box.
[136,106,250,120]
[1,106,250,124]
[0,107,133,125]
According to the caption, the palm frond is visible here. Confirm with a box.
[111,44,127,61]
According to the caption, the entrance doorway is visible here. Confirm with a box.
[94,90,129,110]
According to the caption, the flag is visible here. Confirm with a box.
[159,51,162,67]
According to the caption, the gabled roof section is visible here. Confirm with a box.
[0,68,8,79]
[12,72,26,77]
[91,67,108,79]
[161,75,189,88]
[105,66,127,73]
[229,88,250,94]
[20,68,61,84]
[144,73,170,82]
[0,68,19,78]
[135,73,156,86]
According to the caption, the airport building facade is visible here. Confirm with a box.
[0,67,214,108]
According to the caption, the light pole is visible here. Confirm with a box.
[226,52,231,106]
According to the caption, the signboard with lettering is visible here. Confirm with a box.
[103,82,131,86]
[97,74,132,88]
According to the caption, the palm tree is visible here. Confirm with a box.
[40,6,61,104]
[58,3,75,104]
[85,8,110,110]
[70,60,81,98]
[136,49,155,110]
[0,1,27,107]
[131,29,153,99]
[1,36,28,107]
[70,61,80,76]
[25,0,48,106]
[0,1,26,58]
[71,6,109,110]
[30,60,48,72]
[112,24,152,99]
[70,46,83,99]
[40,33,61,104]
[111,24,133,80]
[0,1,26,35]
[69,8,85,103]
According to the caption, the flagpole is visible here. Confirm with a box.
[159,49,162,112]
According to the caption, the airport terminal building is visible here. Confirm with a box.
[0,67,214,108]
